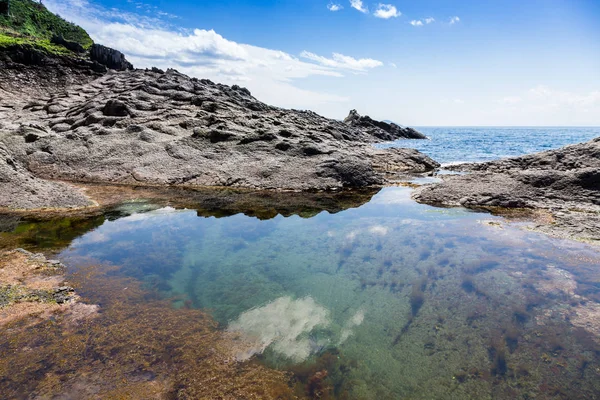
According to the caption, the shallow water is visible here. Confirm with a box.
[4,187,594,398]
[377,127,600,164]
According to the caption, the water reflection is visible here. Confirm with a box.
[3,186,600,398]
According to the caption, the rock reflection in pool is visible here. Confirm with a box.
[54,187,600,399]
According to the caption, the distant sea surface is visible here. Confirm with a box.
[377,127,600,165]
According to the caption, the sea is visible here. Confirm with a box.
[378,126,600,164]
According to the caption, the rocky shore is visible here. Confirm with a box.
[0,46,437,210]
[0,248,97,327]
[413,137,600,244]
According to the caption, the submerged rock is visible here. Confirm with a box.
[0,249,87,326]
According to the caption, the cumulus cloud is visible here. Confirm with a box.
[44,0,387,110]
[389,62,397,68]
[410,20,423,26]
[424,17,435,24]
[338,309,365,344]
[327,2,343,11]
[374,4,400,19]
[300,51,384,72]
[449,16,460,24]
[350,0,368,13]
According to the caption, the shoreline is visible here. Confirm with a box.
[1,174,598,247]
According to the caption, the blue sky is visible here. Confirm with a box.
[46,0,600,126]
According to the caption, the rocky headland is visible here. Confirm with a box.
[413,137,600,243]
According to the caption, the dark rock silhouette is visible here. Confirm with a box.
[343,109,427,140]
[90,44,133,71]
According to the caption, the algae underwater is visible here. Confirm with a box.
[1,186,600,399]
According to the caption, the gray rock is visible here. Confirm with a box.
[0,59,439,209]
[102,99,130,116]
[343,109,428,140]
[413,137,600,243]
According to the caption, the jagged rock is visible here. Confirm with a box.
[343,109,427,140]
[0,55,439,209]
[90,44,133,71]
[0,44,106,94]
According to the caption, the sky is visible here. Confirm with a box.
[45,0,600,126]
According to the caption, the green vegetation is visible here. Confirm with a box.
[0,0,92,54]
[0,33,73,55]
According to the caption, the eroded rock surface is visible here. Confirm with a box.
[413,138,600,243]
[1,62,437,209]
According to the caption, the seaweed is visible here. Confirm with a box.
[0,266,299,399]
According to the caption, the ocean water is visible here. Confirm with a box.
[377,127,600,165]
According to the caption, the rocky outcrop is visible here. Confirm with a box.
[343,109,427,140]
[51,35,85,53]
[90,44,133,71]
[0,44,106,97]
[413,137,600,243]
[0,58,438,209]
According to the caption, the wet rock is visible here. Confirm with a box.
[414,137,600,243]
[52,286,75,304]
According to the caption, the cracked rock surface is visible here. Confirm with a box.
[1,60,438,209]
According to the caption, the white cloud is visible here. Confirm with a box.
[374,4,400,19]
[350,0,368,13]
[44,0,381,110]
[410,20,423,26]
[453,98,465,104]
[528,85,600,107]
[424,17,435,24]
[501,96,523,105]
[488,85,600,125]
[300,51,384,72]
[449,16,460,25]
[327,3,343,11]
[389,62,397,68]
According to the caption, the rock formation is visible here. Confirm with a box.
[413,137,600,243]
[90,44,134,71]
[343,109,428,140]
[0,53,438,209]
